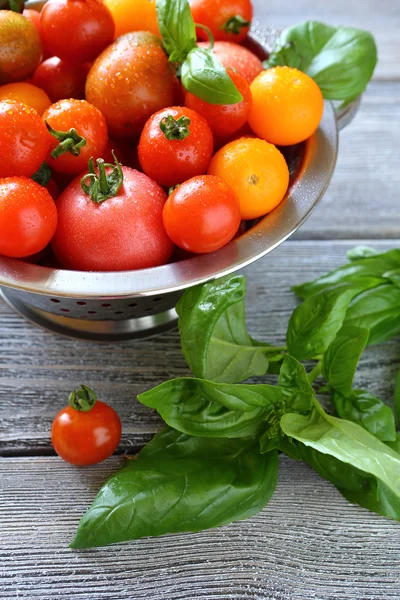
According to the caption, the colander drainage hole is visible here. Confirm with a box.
[114,311,124,315]
[101,303,111,308]
[76,301,87,306]
[51,299,60,303]
[152,297,162,302]
[60,308,70,313]
[144,307,154,313]
[87,311,97,315]
[128,303,138,308]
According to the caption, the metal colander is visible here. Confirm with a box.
[0,26,359,341]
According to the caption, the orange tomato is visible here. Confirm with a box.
[248,67,324,146]
[0,82,51,116]
[104,0,160,38]
[0,11,42,84]
[208,137,289,220]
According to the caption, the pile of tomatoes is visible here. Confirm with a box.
[0,0,324,272]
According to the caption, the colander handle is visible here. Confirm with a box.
[334,96,362,131]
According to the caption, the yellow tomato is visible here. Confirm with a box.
[0,82,51,116]
[104,0,160,38]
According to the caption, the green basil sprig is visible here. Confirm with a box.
[156,0,242,105]
[71,428,278,548]
[265,21,378,105]
[73,246,400,548]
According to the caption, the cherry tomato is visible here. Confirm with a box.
[32,57,88,103]
[138,107,214,188]
[190,0,253,43]
[163,175,240,254]
[208,137,289,220]
[0,11,42,84]
[249,67,324,146]
[52,159,174,271]
[0,100,50,178]
[185,69,252,137]
[0,177,58,258]
[198,41,263,84]
[0,82,51,116]
[40,0,115,64]
[86,32,177,138]
[51,385,122,466]
[43,99,108,175]
[104,0,160,38]
[22,8,41,32]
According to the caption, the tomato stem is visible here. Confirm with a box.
[81,151,124,204]
[160,115,191,141]
[8,0,24,12]
[68,385,97,412]
[31,162,52,187]
[221,15,251,35]
[45,121,87,159]
[195,23,215,50]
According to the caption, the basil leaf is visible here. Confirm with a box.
[344,284,400,345]
[265,21,377,105]
[287,284,361,361]
[181,48,243,105]
[384,270,400,288]
[281,400,400,503]
[347,246,380,261]
[156,0,196,63]
[386,433,400,454]
[322,325,369,394]
[292,249,400,300]
[71,429,278,548]
[331,389,396,442]
[138,377,283,438]
[177,275,280,383]
[278,355,315,412]
[281,439,400,521]
[395,370,400,425]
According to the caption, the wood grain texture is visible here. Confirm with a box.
[1,455,400,600]
[1,240,399,456]
[258,0,400,80]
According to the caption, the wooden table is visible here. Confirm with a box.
[1,1,400,598]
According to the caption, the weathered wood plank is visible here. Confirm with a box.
[257,0,400,80]
[1,455,400,600]
[1,240,399,455]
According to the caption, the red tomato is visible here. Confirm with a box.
[163,175,240,253]
[51,385,122,466]
[0,100,50,178]
[46,178,61,200]
[52,161,174,271]
[32,57,88,103]
[0,177,58,258]
[43,99,108,175]
[138,107,214,188]
[185,69,252,137]
[40,0,115,64]
[22,8,41,32]
[198,41,263,84]
[190,0,253,43]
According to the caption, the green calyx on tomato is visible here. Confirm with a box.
[45,121,87,159]
[81,152,124,204]
[31,162,52,187]
[1,0,24,12]
[156,0,243,105]
[221,15,251,35]
[160,114,191,140]
[68,385,97,413]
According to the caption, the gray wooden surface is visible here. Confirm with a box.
[1,1,400,599]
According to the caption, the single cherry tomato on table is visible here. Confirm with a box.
[185,69,252,137]
[40,0,115,64]
[138,107,214,188]
[190,0,253,43]
[0,82,51,116]
[0,100,50,178]
[32,57,88,103]
[104,0,160,38]
[0,11,42,84]
[163,175,241,254]
[86,32,177,138]
[208,137,289,220]
[52,385,122,466]
[0,177,58,258]
[43,99,108,175]
[198,41,264,84]
[248,67,324,146]
[52,156,174,271]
